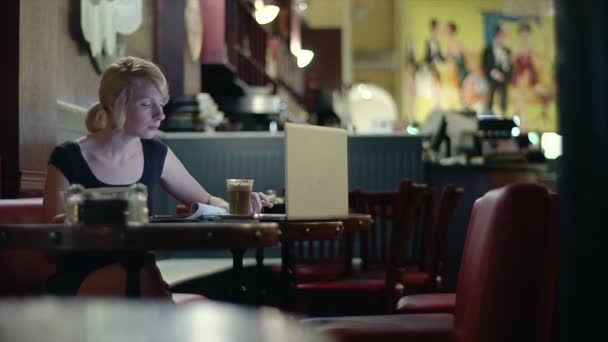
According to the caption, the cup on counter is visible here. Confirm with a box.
[226,179,254,215]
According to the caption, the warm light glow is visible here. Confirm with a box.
[406,125,419,135]
[513,115,521,126]
[511,127,521,137]
[357,84,373,100]
[528,132,540,145]
[254,5,280,25]
[296,49,314,68]
[541,132,562,159]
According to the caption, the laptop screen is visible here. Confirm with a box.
[284,123,349,220]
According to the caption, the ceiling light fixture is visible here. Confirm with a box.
[296,49,314,68]
[254,0,280,25]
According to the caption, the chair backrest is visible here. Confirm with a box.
[383,181,426,311]
[409,187,437,266]
[453,183,553,342]
[0,198,56,296]
[422,185,463,280]
[290,224,346,266]
[279,221,345,283]
[352,180,425,270]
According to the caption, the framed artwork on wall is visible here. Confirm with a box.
[70,0,151,73]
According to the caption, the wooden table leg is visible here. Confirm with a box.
[344,232,355,276]
[122,255,145,298]
[254,248,265,304]
[255,248,264,267]
[231,248,247,303]
[280,241,295,309]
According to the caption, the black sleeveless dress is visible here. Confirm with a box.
[46,139,168,295]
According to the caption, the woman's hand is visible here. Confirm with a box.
[251,192,273,214]
[208,196,229,210]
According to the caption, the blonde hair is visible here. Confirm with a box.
[85,56,169,133]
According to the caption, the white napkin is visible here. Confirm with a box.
[185,203,228,219]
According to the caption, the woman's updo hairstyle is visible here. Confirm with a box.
[85,56,169,133]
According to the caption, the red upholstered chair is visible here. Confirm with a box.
[292,180,425,316]
[396,188,556,320]
[0,198,56,296]
[304,183,555,342]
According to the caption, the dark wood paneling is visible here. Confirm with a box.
[301,27,342,115]
[19,0,60,198]
[200,0,227,64]
[302,27,342,90]
[19,169,46,198]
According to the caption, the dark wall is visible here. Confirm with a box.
[302,27,342,90]
[556,0,608,340]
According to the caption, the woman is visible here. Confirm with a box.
[445,22,468,87]
[512,22,538,88]
[43,56,270,297]
[511,22,541,129]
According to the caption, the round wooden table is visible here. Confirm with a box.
[0,222,279,251]
[0,298,333,342]
[0,222,280,299]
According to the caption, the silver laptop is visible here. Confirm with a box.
[284,123,349,220]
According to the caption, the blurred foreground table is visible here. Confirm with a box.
[0,298,333,342]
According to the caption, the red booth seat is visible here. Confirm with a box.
[0,198,56,296]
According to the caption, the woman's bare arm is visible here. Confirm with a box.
[42,164,70,223]
[160,148,228,209]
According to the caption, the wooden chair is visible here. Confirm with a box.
[352,181,427,272]
[399,185,464,292]
[291,180,425,316]
[279,220,345,308]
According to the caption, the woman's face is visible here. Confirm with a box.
[123,79,167,139]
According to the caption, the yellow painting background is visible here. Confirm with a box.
[403,0,557,132]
